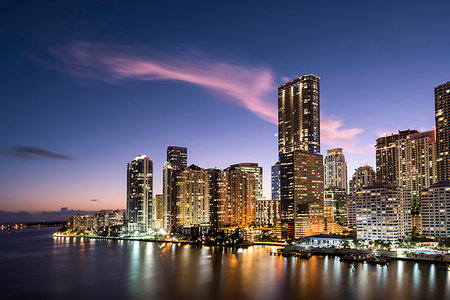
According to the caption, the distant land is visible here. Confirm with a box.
[0,207,121,225]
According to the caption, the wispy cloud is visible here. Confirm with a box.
[3,146,72,160]
[90,199,99,202]
[50,41,364,152]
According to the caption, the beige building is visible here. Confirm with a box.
[324,148,348,192]
[256,198,280,228]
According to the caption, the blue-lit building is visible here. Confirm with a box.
[271,162,280,201]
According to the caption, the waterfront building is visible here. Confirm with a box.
[279,150,325,239]
[93,210,125,232]
[228,163,263,199]
[167,146,187,169]
[127,155,153,232]
[271,162,280,201]
[207,168,221,230]
[256,198,280,228]
[218,167,257,229]
[324,148,348,192]
[68,215,93,233]
[436,81,450,182]
[324,187,347,227]
[354,182,411,244]
[421,180,450,239]
[154,194,163,230]
[349,164,376,193]
[278,74,320,154]
[172,165,210,231]
[278,74,323,240]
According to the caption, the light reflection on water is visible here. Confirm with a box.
[1,228,450,300]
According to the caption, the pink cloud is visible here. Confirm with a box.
[52,41,364,152]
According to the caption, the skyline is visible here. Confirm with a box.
[2,1,449,212]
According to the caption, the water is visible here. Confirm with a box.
[1,228,449,300]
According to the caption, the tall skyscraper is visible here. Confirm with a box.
[154,194,163,230]
[163,146,187,231]
[324,148,348,192]
[228,163,263,199]
[278,74,323,240]
[278,74,320,154]
[324,188,347,227]
[435,81,450,182]
[271,162,280,201]
[172,165,210,231]
[127,155,153,232]
[167,146,187,169]
[207,168,221,230]
[349,164,376,193]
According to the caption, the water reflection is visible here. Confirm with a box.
[0,228,449,300]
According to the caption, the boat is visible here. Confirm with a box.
[296,251,312,259]
[340,254,367,263]
[366,255,390,265]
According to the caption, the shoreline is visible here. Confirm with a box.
[53,233,450,264]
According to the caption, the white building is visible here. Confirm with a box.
[324,148,348,192]
[421,180,450,239]
[354,182,411,244]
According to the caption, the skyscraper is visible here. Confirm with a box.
[324,148,348,192]
[127,155,153,232]
[271,162,280,201]
[228,163,263,199]
[167,146,187,169]
[435,81,450,182]
[421,180,450,239]
[278,74,320,154]
[278,74,323,240]
[172,165,210,231]
[349,164,376,193]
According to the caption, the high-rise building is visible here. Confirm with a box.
[154,194,164,230]
[217,167,256,229]
[167,146,187,170]
[375,130,419,184]
[271,162,280,201]
[163,146,188,232]
[324,148,348,192]
[324,188,347,227]
[256,198,280,228]
[279,151,324,239]
[435,81,450,182]
[278,74,320,154]
[127,155,153,232]
[349,165,376,193]
[421,180,450,239]
[354,182,411,244]
[207,168,221,230]
[172,165,210,231]
[278,74,323,240]
[228,163,263,199]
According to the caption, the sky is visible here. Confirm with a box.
[1,0,449,213]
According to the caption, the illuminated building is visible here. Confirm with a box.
[435,81,450,182]
[68,215,93,233]
[93,210,125,232]
[127,155,153,232]
[349,164,376,193]
[228,163,263,199]
[217,166,257,228]
[324,148,348,192]
[354,182,411,244]
[167,146,187,169]
[271,162,280,201]
[256,198,280,228]
[207,168,221,230]
[324,187,347,227]
[172,165,210,231]
[278,74,320,154]
[154,194,163,229]
[421,180,450,239]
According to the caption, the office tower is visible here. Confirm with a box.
[218,167,257,229]
[256,198,280,228]
[167,146,187,169]
[421,180,450,239]
[436,81,450,182]
[228,163,263,198]
[324,188,347,227]
[278,74,323,240]
[172,165,210,231]
[354,182,411,244]
[324,148,348,192]
[349,164,376,193]
[279,151,324,239]
[163,146,187,232]
[154,194,164,230]
[278,74,320,154]
[375,129,419,184]
[271,162,280,200]
[207,168,221,230]
[127,155,153,232]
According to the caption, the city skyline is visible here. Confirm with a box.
[2,1,450,213]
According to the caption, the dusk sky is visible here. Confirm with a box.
[1,0,449,212]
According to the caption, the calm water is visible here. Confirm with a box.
[1,228,450,300]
